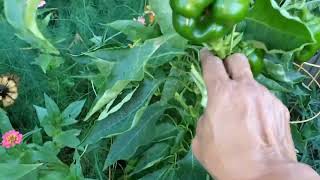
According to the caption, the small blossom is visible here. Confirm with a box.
[1,130,23,148]
[38,0,46,8]
[148,12,155,24]
[134,16,146,25]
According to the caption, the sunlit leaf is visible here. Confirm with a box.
[243,0,313,51]
[81,79,162,146]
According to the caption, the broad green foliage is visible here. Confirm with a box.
[34,94,85,148]
[149,0,175,34]
[3,0,58,54]
[104,102,168,168]
[4,0,62,73]
[0,0,320,179]
[243,0,314,51]
[79,35,176,120]
[81,79,163,145]
[0,163,43,180]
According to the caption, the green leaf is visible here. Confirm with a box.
[256,74,289,92]
[44,94,60,115]
[69,150,84,178]
[108,20,161,41]
[0,108,13,134]
[4,0,60,73]
[83,36,170,120]
[54,129,81,148]
[264,60,291,83]
[0,163,42,180]
[301,123,319,139]
[176,151,209,179]
[33,105,48,123]
[32,127,43,145]
[4,0,59,54]
[32,54,64,73]
[148,34,187,67]
[131,143,170,175]
[104,102,167,168]
[139,166,176,180]
[243,0,313,51]
[62,100,86,126]
[191,64,207,107]
[291,124,305,153]
[81,79,162,146]
[30,142,62,163]
[98,87,137,121]
[152,123,179,142]
[161,67,184,102]
[149,0,174,34]
[85,81,129,121]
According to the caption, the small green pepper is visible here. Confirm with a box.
[247,49,265,77]
[170,0,212,18]
[170,0,249,43]
[172,13,230,43]
[212,0,250,26]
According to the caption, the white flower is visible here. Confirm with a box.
[134,16,146,25]
[38,0,46,8]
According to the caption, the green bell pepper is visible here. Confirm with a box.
[247,49,265,77]
[213,0,250,26]
[170,0,250,43]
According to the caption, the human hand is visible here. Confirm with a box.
[192,49,319,180]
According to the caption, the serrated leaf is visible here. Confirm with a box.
[104,102,167,168]
[81,79,162,146]
[243,0,313,51]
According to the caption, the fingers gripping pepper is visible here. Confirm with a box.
[170,0,250,43]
